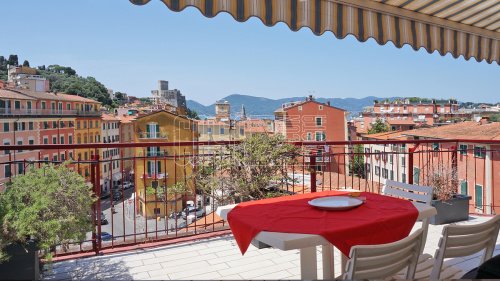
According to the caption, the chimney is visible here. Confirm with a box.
[479,116,490,125]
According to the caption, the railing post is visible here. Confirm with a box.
[90,154,102,255]
[408,145,418,185]
[310,153,317,193]
[90,155,98,255]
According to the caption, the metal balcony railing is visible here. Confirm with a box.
[139,132,168,139]
[0,139,498,258]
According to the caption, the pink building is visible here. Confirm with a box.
[404,119,499,215]
[362,99,469,132]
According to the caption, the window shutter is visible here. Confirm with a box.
[460,181,468,195]
[475,185,483,208]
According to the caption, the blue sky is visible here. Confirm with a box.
[1,0,498,105]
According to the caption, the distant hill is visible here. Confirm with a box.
[187,94,392,118]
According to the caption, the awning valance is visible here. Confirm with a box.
[130,0,500,65]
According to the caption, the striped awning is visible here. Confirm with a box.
[130,0,500,65]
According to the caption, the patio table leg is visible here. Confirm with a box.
[300,246,317,280]
[322,244,335,279]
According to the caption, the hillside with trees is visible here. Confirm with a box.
[0,54,112,106]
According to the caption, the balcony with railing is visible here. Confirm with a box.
[0,108,101,117]
[138,132,169,139]
[0,140,498,280]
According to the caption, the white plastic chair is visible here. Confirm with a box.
[343,228,424,280]
[409,215,500,280]
[383,179,433,254]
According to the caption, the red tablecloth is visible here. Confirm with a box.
[227,191,419,256]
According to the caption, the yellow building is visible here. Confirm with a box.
[74,101,102,179]
[133,110,197,219]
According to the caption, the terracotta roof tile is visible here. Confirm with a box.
[403,121,500,140]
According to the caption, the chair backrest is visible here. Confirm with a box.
[382,179,433,205]
[343,228,424,280]
[431,215,500,280]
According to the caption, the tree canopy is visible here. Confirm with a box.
[368,119,390,134]
[186,107,200,120]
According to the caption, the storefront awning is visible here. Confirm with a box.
[130,0,499,64]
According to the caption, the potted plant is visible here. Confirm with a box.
[0,163,95,280]
[424,164,471,225]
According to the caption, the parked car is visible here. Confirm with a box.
[182,207,205,219]
[99,212,108,225]
[100,232,113,241]
[112,191,123,202]
[122,182,134,190]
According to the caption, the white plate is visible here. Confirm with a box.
[308,196,363,211]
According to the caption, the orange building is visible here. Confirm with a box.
[274,96,348,173]
[402,119,499,215]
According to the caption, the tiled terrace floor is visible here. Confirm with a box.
[44,216,500,280]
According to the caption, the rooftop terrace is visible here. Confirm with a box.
[43,215,499,280]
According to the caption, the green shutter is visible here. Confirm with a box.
[460,181,468,195]
[475,185,483,208]
[157,161,162,175]
[147,161,151,176]
[413,168,420,185]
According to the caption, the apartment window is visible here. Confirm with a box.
[220,128,225,135]
[28,139,34,145]
[390,170,394,180]
[77,121,80,129]
[382,168,388,179]
[402,173,406,183]
[43,121,49,129]
[29,122,34,130]
[460,181,468,195]
[298,106,302,111]
[432,143,439,151]
[69,152,73,159]
[154,208,161,215]
[52,136,57,144]
[60,121,64,128]
[319,105,323,110]
[315,117,322,126]
[4,165,11,177]
[61,154,65,161]
[43,137,48,145]
[14,100,20,109]
[389,155,393,164]
[474,146,486,158]
[240,128,244,135]
[53,155,58,162]
[365,163,371,175]
[89,121,93,129]
[84,152,88,160]
[41,101,46,109]
[68,135,73,144]
[3,123,8,132]
[413,167,420,185]
[306,132,312,141]
[17,140,22,152]
[375,166,380,176]
[3,141,9,154]
[95,121,98,127]
[315,132,325,141]
[146,123,159,138]
[83,121,87,129]
[475,184,483,209]
[66,104,71,110]
[78,153,81,160]
[104,164,107,173]
[459,144,468,155]
[60,136,65,144]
